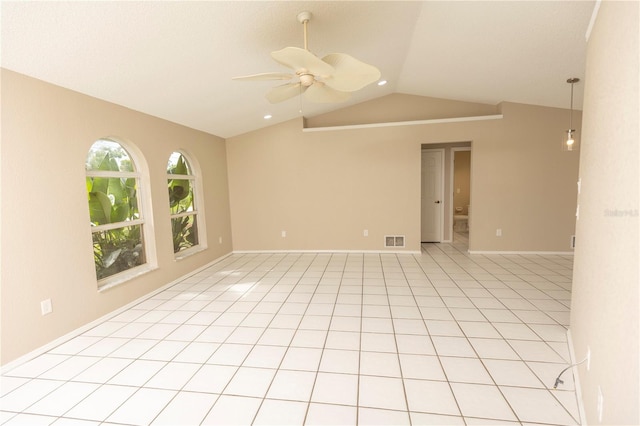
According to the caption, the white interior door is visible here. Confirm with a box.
[421,149,444,242]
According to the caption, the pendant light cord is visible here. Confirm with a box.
[569,81,574,131]
[566,77,579,133]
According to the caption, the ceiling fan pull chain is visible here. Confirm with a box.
[299,85,304,114]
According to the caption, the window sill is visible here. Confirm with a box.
[174,245,207,261]
[97,264,158,293]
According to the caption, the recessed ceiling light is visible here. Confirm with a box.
[263,114,272,120]
[377,80,387,86]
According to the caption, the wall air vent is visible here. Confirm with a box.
[385,235,405,248]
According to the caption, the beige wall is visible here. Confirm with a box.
[227,94,580,253]
[227,118,422,251]
[1,69,233,365]
[454,150,471,215]
[306,93,499,127]
[570,1,639,424]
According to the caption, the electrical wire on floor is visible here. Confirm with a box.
[553,356,588,389]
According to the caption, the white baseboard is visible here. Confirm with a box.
[468,250,575,255]
[567,329,588,425]
[233,249,422,255]
[0,251,233,375]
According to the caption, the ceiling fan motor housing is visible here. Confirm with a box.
[298,71,315,87]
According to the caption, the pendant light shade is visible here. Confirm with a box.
[563,78,580,152]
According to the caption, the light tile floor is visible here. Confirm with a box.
[1,238,580,425]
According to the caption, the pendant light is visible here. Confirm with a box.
[563,77,580,151]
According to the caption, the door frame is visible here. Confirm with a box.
[421,148,445,243]
[450,147,472,240]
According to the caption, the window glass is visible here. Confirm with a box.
[86,140,134,172]
[171,215,199,251]
[167,152,200,254]
[169,176,194,215]
[167,151,192,175]
[86,139,146,281]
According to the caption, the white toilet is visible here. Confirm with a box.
[454,205,470,232]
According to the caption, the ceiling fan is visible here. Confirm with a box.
[232,11,381,104]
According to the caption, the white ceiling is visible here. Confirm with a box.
[1,1,595,138]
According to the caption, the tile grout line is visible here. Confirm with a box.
[419,243,579,424]
[1,245,581,426]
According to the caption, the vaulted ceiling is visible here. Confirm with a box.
[1,1,595,138]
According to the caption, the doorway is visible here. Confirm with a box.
[421,142,472,245]
[451,148,471,243]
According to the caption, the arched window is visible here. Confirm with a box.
[86,139,147,282]
[167,151,201,255]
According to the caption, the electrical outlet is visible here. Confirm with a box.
[281,230,287,238]
[40,299,52,316]
[496,228,502,237]
[597,386,604,422]
[218,236,223,244]
[363,229,368,237]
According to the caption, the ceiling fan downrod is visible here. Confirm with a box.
[297,11,312,51]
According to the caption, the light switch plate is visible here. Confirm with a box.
[41,299,52,316]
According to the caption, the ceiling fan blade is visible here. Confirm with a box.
[321,53,381,92]
[304,82,351,103]
[232,72,294,81]
[266,82,305,104]
[271,47,335,76]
